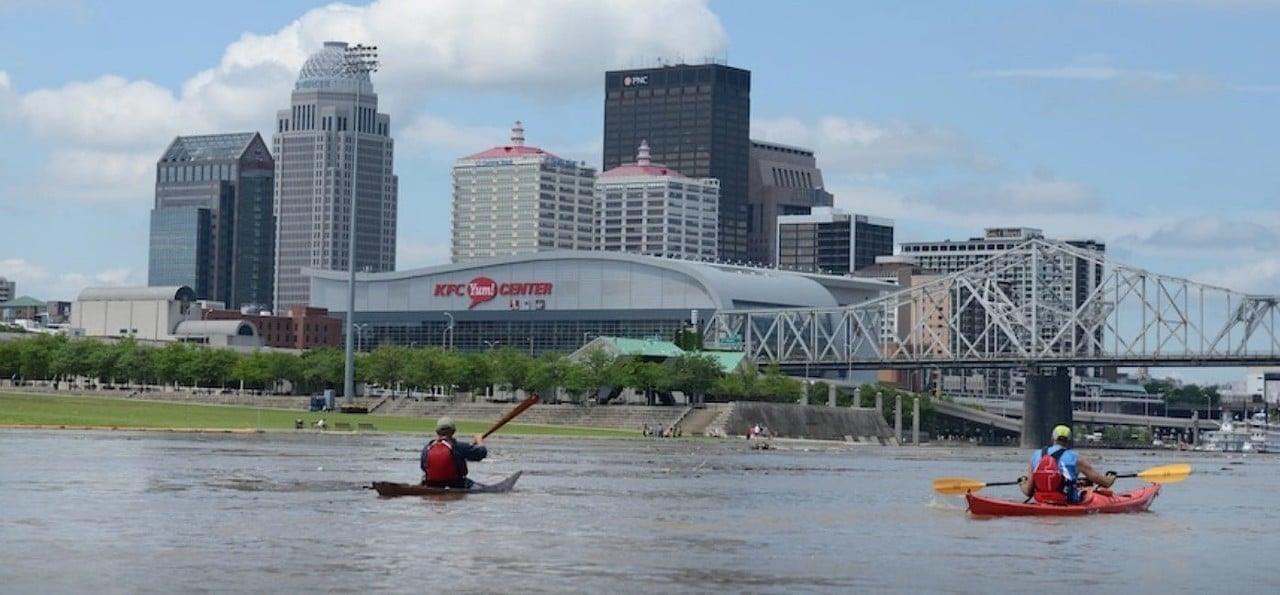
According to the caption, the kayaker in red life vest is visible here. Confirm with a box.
[1018,424,1116,504]
[419,416,487,489]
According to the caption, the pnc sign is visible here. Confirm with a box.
[622,75,649,87]
[434,276,554,309]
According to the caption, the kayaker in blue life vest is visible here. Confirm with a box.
[420,416,487,489]
[1018,424,1116,504]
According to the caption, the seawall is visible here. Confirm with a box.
[724,402,893,443]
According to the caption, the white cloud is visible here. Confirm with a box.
[399,115,512,158]
[0,70,19,129]
[752,116,996,175]
[1141,216,1277,251]
[8,0,727,204]
[0,258,140,302]
[1188,257,1280,294]
[931,171,1102,214]
[828,182,1165,248]
[977,56,1277,95]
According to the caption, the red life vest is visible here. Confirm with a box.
[1031,446,1069,504]
[424,438,460,482]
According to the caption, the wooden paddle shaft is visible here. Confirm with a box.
[481,394,540,439]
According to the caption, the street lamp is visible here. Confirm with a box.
[442,312,454,351]
[583,331,596,345]
[353,322,370,352]
[484,339,501,350]
[342,42,379,404]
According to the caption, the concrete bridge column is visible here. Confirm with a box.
[912,397,920,446]
[1022,367,1073,448]
[828,384,837,407]
[894,394,902,445]
[852,387,862,408]
[800,381,809,406]
[875,391,883,414]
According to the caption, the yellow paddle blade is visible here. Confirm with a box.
[932,477,989,495]
[1133,463,1192,484]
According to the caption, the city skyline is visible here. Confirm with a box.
[1,0,1278,384]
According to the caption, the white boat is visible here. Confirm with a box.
[1200,419,1249,453]
[1243,412,1278,453]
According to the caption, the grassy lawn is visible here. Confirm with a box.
[0,392,635,438]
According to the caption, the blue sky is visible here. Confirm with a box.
[1,0,1277,383]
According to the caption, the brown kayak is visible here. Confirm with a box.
[369,471,522,497]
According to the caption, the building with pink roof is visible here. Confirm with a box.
[451,121,596,262]
[595,141,720,260]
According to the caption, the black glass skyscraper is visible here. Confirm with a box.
[149,132,275,311]
[603,64,751,262]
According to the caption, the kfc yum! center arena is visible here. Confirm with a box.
[305,250,888,356]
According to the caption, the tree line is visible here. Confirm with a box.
[0,334,923,412]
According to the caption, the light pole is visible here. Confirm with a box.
[484,339,501,350]
[583,331,596,345]
[442,312,454,351]
[353,322,370,352]
[342,43,378,404]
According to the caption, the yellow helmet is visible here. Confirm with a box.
[1052,424,1072,440]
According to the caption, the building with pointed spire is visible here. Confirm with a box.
[272,40,397,311]
[451,121,596,262]
[149,132,275,310]
[595,140,720,260]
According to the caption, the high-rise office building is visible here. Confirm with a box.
[451,121,596,262]
[149,132,275,310]
[776,207,894,275]
[747,140,834,266]
[0,277,14,302]
[596,140,720,260]
[603,63,751,262]
[272,40,397,310]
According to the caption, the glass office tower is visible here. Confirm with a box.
[149,132,275,310]
[603,63,751,262]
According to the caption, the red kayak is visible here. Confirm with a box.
[965,484,1161,516]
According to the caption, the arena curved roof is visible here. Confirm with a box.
[77,286,197,303]
[307,251,890,310]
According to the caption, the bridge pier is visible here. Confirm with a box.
[1022,367,1073,448]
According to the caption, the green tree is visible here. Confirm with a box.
[232,351,274,390]
[455,352,495,395]
[492,347,534,399]
[154,343,194,387]
[525,351,572,400]
[757,364,803,403]
[113,339,156,386]
[668,353,722,405]
[262,351,302,394]
[300,347,344,392]
[626,359,670,404]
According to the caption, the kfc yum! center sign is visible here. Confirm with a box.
[433,276,554,309]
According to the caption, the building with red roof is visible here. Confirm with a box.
[595,141,720,260]
[452,121,597,262]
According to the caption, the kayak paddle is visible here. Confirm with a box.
[932,477,1022,496]
[932,462,1193,496]
[480,393,540,439]
[1110,463,1192,485]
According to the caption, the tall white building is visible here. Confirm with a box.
[451,122,596,262]
[272,41,398,310]
[595,141,719,260]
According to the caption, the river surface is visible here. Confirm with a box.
[1,429,1275,594]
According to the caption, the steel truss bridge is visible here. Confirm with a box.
[707,239,1280,371]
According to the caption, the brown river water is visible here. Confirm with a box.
[1,429,1275,594]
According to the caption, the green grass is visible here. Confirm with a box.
[0,392,635,438]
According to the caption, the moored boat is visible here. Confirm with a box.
[370,471,522,497]
[965,484,1161,517]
